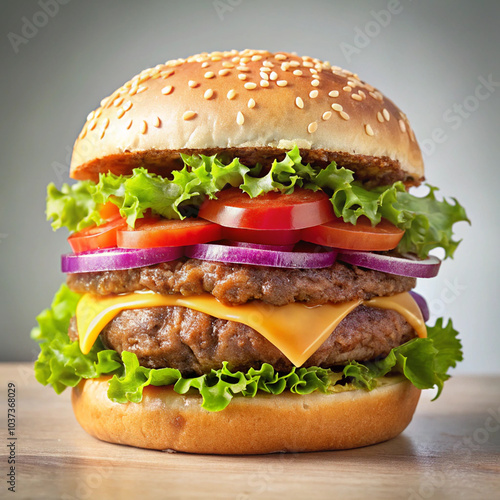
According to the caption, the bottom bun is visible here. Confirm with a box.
[72,376,420,454]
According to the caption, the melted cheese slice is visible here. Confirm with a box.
[76,292,426,366]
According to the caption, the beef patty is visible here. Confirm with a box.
[67,259,415,306]
[68,305,416,376]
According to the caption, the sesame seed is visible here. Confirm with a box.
[275,54,287,60]
[117,108,125,119]
[137,85,148,94]
[128,87,138,96]
[244,82,257,90]
[79,128,87,139]
[303,61,313,68]
[87,110,95,121]
[365,124,374,136]
[281,63,291,72]
[204,89,214,100]
[331,103,343,112]
[260,72,269,80]
[188,80,199,88]
[259,67,271,73]
[102,117,110,129]
[383,108,390,121]
[322,111,332,120]
[377,112,384,123]
[310,68,318,74]
[240,57,250,63]
[100,97,109,107]
[161,69,175,78]
[343,86,352,92]
[219,69,230,76]
[95,109,102,118]
[222,62,234,68]
[161,86,173,95]
[227,89,236,100]
[99,129,106,140]
[237,66,250,72]
[328,90,339,98]
[293,70,303,76]
[247,98,256,109]
[236,111,245,125]
[307,121,318,133]
[260,80,269,87]
[340,111,350,120]
[289,60,300,67]
[351,93,362,101]
[295,97,304,109]
[204,71,215,79]
[113,96,124,107]
[211,56,221,61]
[277,80,288,87]
[251,54,262,61]
[358,90,366,99]
[399,119,407,133]
[309,90,319,98]
[89,119,97,131]
[153,116,161,127]
[238,74,247,80]
[311,79,320,87]
[183,111,197,121]
[201,62,209,68]
[263,60,274,68]
[123,101,132,111]
[126,119,133,129]
[140,120,148,134]
[270,71,278,81]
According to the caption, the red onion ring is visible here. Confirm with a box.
[185,243,337,269]
[61,246,183,274]
[409,291,430,322]
[337,251,441,278]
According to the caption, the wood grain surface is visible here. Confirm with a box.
[0,363,499,499]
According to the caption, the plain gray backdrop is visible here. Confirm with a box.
[1,0,498,373]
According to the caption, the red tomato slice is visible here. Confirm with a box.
[117,218,222,248]
[198,188,334,230]
[99,201,121,220]
[68,217,128,253]
[221,226,302,246]
[301,216,404,251]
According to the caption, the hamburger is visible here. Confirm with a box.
[32,49,468,454]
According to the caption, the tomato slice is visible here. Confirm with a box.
[221,226,302,246]
[117,218,222,248]
[301,216,404,251]
[68,217,128,253]
[199,188,334,230]
[99,201,121,220]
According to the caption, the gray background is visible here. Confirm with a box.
[1,0,498,373]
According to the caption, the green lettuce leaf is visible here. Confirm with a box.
[46,147,468,259]
[343,318,463,399]
[31,284,122,393]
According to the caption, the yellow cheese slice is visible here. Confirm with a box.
[76,292,426,366]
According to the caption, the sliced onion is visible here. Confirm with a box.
[409,291,430,322]
[62,246,183,273]
[337,251,441,278]
[185,243,337,269]
[223,240,295,252]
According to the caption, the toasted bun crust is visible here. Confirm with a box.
[72,376,420,454]
[71,49,424,184]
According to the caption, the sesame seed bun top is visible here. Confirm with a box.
[70,49,424,185]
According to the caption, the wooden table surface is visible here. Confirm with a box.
[1,363,499,499]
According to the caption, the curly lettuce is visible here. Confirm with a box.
[32,284,463,411]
